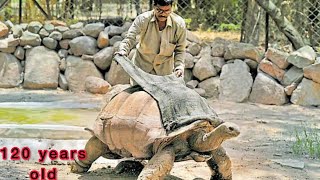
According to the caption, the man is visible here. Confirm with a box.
[116,0,187,79]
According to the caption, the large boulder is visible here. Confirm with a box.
[0,53,22,87]
[219,60,253,102]
[65,56,103,92]
[23,46,60,89]
[291,78,320,106]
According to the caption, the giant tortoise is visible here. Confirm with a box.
[71,89,240,180]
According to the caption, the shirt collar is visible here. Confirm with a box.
[151,10,173,27]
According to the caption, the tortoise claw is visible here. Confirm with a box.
[70,160,91,173]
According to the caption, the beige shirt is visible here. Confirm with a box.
[119,10,187,76]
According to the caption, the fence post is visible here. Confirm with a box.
[19,0,22,24]
[265,12,269,52]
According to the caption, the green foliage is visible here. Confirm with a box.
[292,123,320,159]
[217,23,241,31]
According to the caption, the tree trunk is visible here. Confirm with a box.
[255,0,305,50]
[241,0,262,45]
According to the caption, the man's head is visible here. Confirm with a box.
[154,0,173,22]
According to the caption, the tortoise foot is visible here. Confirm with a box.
[70,160,91,173]
[114,160,144,175]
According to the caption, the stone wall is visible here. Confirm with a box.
[0,20,319,106]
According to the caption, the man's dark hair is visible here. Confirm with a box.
[154,0,173,6]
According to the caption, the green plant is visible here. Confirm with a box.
[217,23,240,31]
[292,123,320,159]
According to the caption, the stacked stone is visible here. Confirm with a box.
[0,20,320,106]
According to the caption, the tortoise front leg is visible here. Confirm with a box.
[207,147,232,180]
[70,136,108,173]
[138,146,175,180]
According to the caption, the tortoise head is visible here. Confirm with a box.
[189,122,240,152]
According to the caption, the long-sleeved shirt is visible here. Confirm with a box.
[119,10,187,76]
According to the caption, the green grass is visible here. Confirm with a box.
[0,108,79,124]
[292,123,320,159]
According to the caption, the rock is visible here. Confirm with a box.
[58,49,68,59]
[12,25,23,38]
[59,58,66,71]
[187,42,201,56]
[224,42,263,62]
[69,36,98,56]
[65,56,103,92]
[259,59,285,82]
[106,61,130,85]
[93,47,114,70]
[83,23,105,38]
[183,69,193,83]
[0,46,16,53]
[81,54,94,61]
[303,63,320,84]
[186,30,201,44]
[244,59,258,70]
[62,29,84,39]
[104,25,125,36]
[186,80,199,89]
[49,31,63,41]
[58,73,68,90]
[185,52,194,69]
[284,83,298,96]
[39,28,50,38]
[43,23,55,33]
[20,31,41,46]
[198,77,220,98]
[27,21,43,34]
[59,39,70,49]
[193,88,206,97]
[97,31,109,49]
[211,57,225,73]
[281,66,303,86]
[85,76,111,94]
[55,26,69,33]
[192,55,217,81]
[287,46,316,68]
[14,46,25,60]
[220,60,253,102]
[109,36,123,46]
[210,37,230,57]
[265,48,290,69]
[0,22,9,38]
[46,20,67,27]
[249,73,287,105]
[0,52,23,87]
[291,78,320,106]
[23,46,60,89]
[70,22,84,29]
[42,37,58,50]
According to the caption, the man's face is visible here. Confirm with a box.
[154,5,172,22]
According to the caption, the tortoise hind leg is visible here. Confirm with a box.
[70,136,109,173]
[207,147,232,180]
[137,146,175,180]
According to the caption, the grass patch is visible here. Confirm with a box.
[292,123,320,159]
[0,108,79,124]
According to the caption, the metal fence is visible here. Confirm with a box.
[0,0,319,49]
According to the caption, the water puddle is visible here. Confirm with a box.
[0,107,100,127]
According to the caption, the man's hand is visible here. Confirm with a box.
[174,69,183,77]
[114,50,127,56]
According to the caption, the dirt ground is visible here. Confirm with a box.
[0,99,319,180]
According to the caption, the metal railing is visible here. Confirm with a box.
[0,0,319,49]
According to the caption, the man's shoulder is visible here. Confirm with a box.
[170,13,186,29]
[136,11,154,21]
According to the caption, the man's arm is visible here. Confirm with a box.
[174,23,187,75]
[117,16,143,56]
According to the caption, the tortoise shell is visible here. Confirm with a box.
[93,90,213,159]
